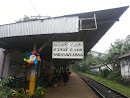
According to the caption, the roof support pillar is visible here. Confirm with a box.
[29,42,37,94]
[0,50,6,79]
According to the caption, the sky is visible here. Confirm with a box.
[0,0,129,53]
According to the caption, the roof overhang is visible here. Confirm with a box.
[0,6,129,62]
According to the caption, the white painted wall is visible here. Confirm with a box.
[120,58,130,78]
[121,63,130,78]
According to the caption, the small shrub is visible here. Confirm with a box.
[33,86,47,98]
[0,77,14,97]
[118,78,130,88]
[11,88,32,98]
[11,86,47,98]
[108,70,121,80]
[107,70,130,87]
[100,69,111,78]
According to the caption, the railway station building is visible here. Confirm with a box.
[0,6,128,81]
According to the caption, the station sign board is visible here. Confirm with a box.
[52,41,84,59]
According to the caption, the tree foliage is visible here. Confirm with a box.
[0,77,14,97]
[11,87,47,98]
[72,35,130,72]
[15,15,38,23]
[72,51,104,72]
[104,35,130,70]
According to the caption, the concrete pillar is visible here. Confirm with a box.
[29,68,36,94]
[0,48,5,78]
[2,53,10,78]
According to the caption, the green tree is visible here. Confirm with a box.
[72,35,130,72]
[103,35,130,71]
[72,51,103,72]
[0,77,14,97]
[15,15,38,23]
[123,35,130,53]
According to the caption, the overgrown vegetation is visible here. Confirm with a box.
[0,76,48,98]
[11,86,47,98]
[73,35,130,72]
[80,72,130,97]
[72,51,104,72]
[71,35,130,90]
[73,35,130,71]
[0,77,14,97]
[100,69,112,78]
[11,88,32,98]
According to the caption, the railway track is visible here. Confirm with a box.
[77,73,129,98]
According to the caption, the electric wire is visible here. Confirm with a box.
[28,0,38,15]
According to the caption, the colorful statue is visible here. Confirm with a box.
[24,50,41,68]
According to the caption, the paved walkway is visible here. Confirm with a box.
[47,72,98,98]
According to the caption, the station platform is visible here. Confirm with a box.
[47,72,98,98]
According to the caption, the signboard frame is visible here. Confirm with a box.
[52,41,84,59]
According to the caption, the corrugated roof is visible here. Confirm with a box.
[0,16,78,38]
[0,6,128,61]
[90,64,104,68]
